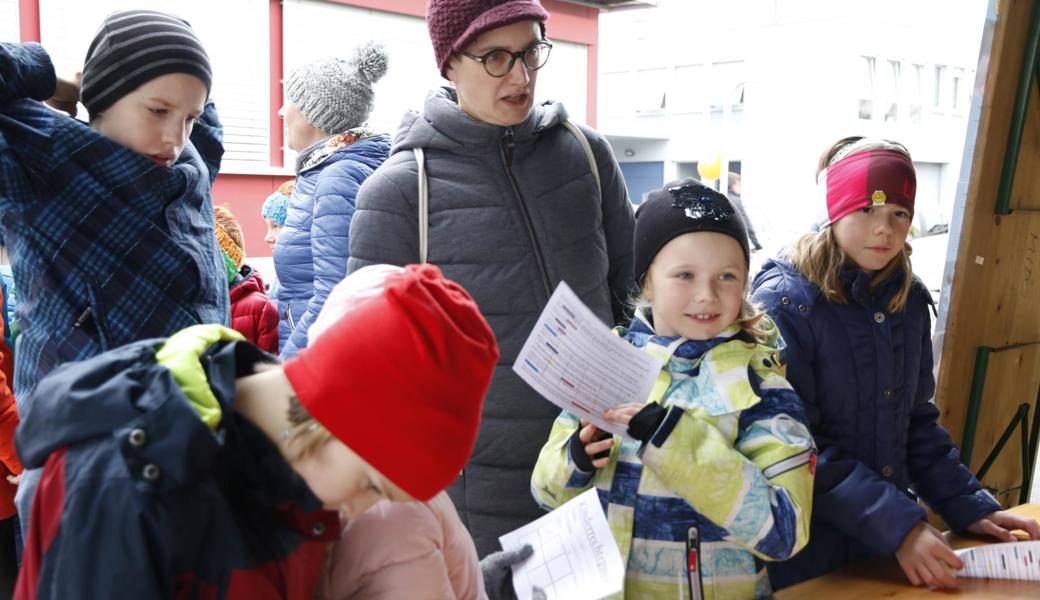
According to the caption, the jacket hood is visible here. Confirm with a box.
[230,266,265,302]
[753,256,797,292]
[391,86,569,155]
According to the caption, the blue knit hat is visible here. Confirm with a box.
[261,180,293,226]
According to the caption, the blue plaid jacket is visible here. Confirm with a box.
[0,42,229,403]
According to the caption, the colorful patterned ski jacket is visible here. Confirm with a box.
[531,312,816,600]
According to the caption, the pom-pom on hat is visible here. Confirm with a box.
[282,263,499,501]
[261,180,294,227]
[426,0,549,78]
[80,10,212,119]
[284,41,389,136]
[633,178,750,285]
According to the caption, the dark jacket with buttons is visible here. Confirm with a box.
[14,339,339,599]
[751,257,999,589]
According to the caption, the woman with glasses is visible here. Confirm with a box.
[347,0,635,566]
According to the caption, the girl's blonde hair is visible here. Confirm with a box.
[634,271,776,345]
[791,136,915,313]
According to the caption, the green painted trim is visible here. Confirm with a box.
[976,403,1028,481]
[962,347,992,467]
[995,0,1040,215]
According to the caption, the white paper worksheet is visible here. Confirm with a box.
[955,541,1040,581]
[513,282,660,437]
[499,487,625,600]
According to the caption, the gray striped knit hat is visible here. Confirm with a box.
[81,10,212,119]
[284,41,389,136]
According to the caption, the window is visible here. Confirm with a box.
[636,67,668,112]
[670,64,708,114]
[710,60,745,109]
[907,63,924,124]
[600,71,635,116]
[39,0,271,172]
[952,67,965,110]
[883,60,900,122]
[933,64,946,108]
[859,56,876,119]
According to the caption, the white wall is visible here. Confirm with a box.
[0,0,18,42]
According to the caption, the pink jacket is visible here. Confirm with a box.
[316,492,487,599]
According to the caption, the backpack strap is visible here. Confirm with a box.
[562,119,600,199]
[414,147,428,264]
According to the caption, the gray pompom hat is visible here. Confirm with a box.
[285,41,389,135]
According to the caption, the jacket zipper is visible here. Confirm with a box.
[284,306,296,332]
[501,127,552,299]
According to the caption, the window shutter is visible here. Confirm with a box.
[38,0,271,172]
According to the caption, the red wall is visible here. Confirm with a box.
[212,175,293,259]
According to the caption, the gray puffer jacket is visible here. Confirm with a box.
[348,87,634,556]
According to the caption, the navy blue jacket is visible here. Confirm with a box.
[15,340,338,599]
[274,134,390,358]
[751,257,999,588]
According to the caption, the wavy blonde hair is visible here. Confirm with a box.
[791,136,915,313]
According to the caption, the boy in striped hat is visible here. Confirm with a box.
[0,10,229,542]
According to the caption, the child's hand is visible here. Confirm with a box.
[603,403,645,426]
[894,521,962,589]
[45,72,81,117]
[578,420,613,469]
[967,511,1040,542]
[607,402,668,443]
[6,473,20,486]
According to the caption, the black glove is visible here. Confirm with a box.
[568,426,611,472]
[627,402,668,443]
[481,544,534,600]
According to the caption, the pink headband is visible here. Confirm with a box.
[821,149,916,227]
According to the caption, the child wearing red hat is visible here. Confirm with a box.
[752,137,1040,591]
[15,264,498,599]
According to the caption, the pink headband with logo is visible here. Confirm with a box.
[820,149,916,227]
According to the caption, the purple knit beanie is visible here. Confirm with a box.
[426,0,549,78]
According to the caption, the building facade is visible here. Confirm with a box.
[5,0,609,260]
[598,0,986,248]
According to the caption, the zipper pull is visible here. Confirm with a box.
[502,127,515,167]
[73,306,92,328]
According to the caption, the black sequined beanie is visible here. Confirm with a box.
[633,178,750,284]
[80,10,211,120]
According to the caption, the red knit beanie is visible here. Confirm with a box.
[426,0,549,78]
[282,264,498,501]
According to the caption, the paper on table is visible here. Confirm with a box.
[955,541,1040,581]
[500,487,625,600]
[513,282,660,437]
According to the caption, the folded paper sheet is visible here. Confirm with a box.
[955,541,1040,581]
[500,487,625,600]
[513,282,659,437]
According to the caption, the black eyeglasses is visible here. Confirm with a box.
[458,40,553,78]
